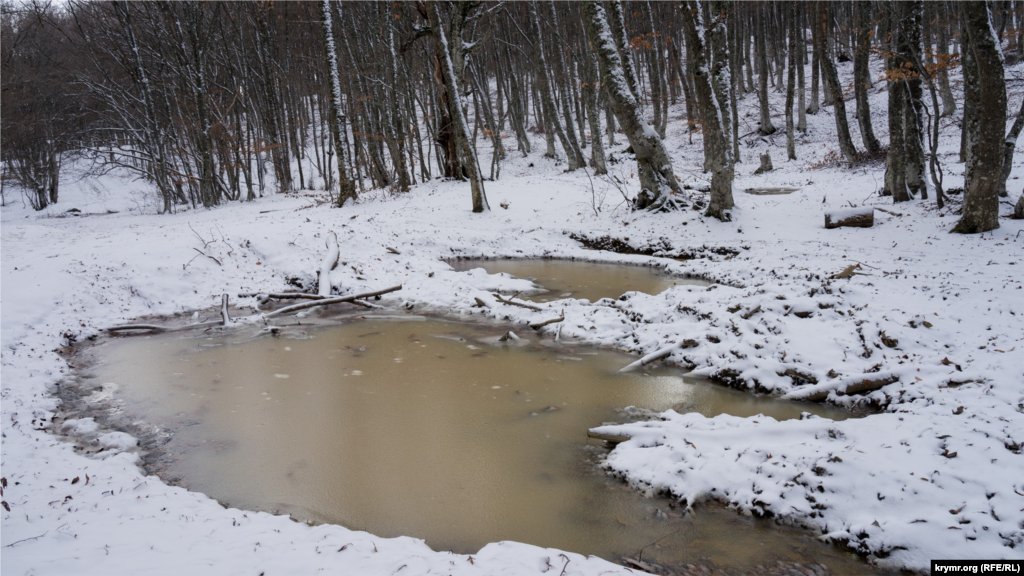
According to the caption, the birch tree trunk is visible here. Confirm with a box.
[320,0,356,207]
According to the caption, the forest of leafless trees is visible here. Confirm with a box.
[2,1,1023,232]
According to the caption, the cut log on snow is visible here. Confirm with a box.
[619,339,699,372]
[744,187,800,195]
[263,285,402,318]
[529,315,565,330]
[825,207,874,229]
[319,231,340,298]
[587,430,630,445]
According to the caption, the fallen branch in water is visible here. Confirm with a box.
[263,285,402,318]
[107,288,400,334]
[237,292,324,300]
[494,292,543,311]
[106,319,224,334]
[529,314,564,330]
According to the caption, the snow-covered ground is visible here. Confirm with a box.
[2,55,1023,575]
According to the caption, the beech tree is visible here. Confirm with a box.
[582,0,683,211]
[680,0,735,221]
[1,0,1013,230]
[952,1,1005,234]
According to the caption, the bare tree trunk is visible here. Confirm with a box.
[529,2,582,170]
[999,96,1024,197]
[583,47,607,174]
[854,1,881,154]
[901,1,928,199]
[797,5,807,132]
[756,3,776,135]
[935,2,957,117]
[680,0,735,220]
[884,3,910,203]
[953,1,1005,234]
[786,2,797,160]
[818,3,858,163]
[427,3,489,212]
[582,0,683,210]
[808,2,821,115]
[321,0,356,206]
[608,1,642,102]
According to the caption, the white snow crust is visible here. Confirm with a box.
[2,44,1023,576]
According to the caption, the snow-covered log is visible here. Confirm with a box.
[824,207,874,229]
[619,339,699,372]
[781,373,900,402]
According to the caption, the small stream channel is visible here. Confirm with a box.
[60,260,878,575]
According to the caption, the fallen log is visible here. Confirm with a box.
[824,207,874,229]
[106,320,223,334]
[782,373,900,402]
[237,292,324,300]
[837,374,900,396]
[619,339,699,372]
[107,295,235,334]
[106,324,170,333]
[263,285,402,318]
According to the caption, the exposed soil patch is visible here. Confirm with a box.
[569,233,743,261]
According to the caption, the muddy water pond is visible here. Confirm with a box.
[448,258,709,302]
[84,317,874,574]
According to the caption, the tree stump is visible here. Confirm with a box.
[825,207,874,229]
[753,150,774,175]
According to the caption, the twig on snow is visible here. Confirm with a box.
[5,531,48,548]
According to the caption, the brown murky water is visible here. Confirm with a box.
[448,259,708,302]
[90,318,873,573]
